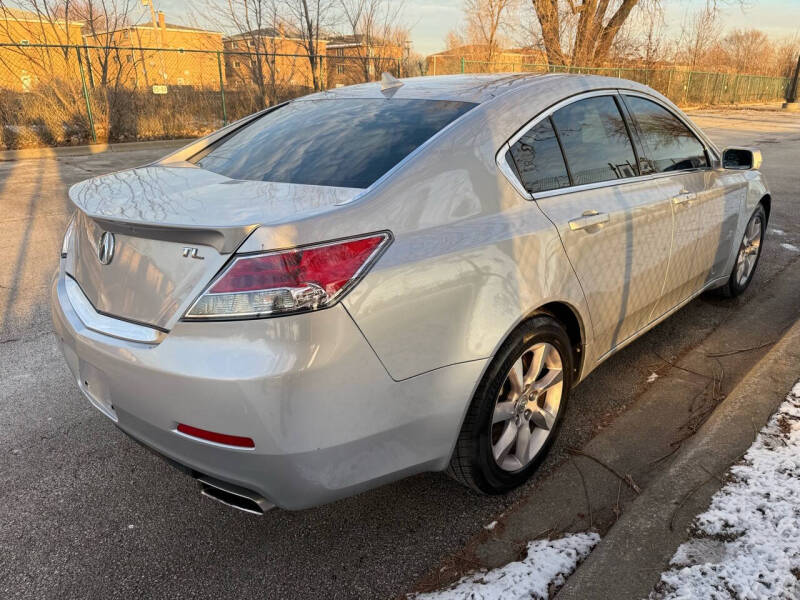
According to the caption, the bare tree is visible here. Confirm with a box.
[0,0,81,81]
[531,0,644,66]
[0,0,137,88]
[444,28,467,51]
[338,0,407,82]
[286,0,337,90]
[600,0,668,67]
[70,0,136,88]
[462,0,516,62]
[722,28,771,74]
[403,48,426,76]
[638,3,667,69]
[0,1,96,144]
[678,0,719,69]
[204,0,292,105]
[774,35,800,78]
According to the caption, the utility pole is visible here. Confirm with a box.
[783,53,800,111]
[142,0,166,87]
[143,0,160,48]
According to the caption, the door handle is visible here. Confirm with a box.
[672,189,695,205]
[568,210,610,231]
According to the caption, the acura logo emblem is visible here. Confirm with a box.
[97,231,115,265]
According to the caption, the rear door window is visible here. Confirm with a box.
[623,95,709,173]
[551,96,639,186]
[508,118,571,193]
[192,98,476,189]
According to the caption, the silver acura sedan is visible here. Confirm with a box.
[52,73,769,514]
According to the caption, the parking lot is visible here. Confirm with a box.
[2,108,800,599]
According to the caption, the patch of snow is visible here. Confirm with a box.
[414,533,600,600]
[780,242,799,253]
[484,521,498,531]
[769,228,785,236]
[647,372,659,383]
[651,381,800,599]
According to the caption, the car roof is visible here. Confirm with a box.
[301,73,654,105]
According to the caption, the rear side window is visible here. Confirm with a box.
[623,95,709,173]
[508,118,570,193]
[193,98,476,188]
[551,96,638,186]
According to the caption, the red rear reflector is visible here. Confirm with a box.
[177,423,255,448]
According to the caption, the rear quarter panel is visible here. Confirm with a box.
[240,84,675,381]
[239,103,592,382]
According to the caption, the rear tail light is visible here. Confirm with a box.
[61,213,76,258]
[184,232,391,320]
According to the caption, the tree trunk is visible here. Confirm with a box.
[592,0,639,65]
[532,0,566,66]
[571,0,597,67]
[300,0,321,91]
[532,0,639,67]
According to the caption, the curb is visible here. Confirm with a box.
[555,315,800,599]
[0,138,195,161]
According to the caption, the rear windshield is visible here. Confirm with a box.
[193,98,476,188]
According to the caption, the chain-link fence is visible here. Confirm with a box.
[0,42,402,149]
[0,43,790,150]
[444,57,791,107]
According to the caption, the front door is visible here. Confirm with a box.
[621,94,744,316]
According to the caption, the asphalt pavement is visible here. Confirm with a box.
[2,108,799,600]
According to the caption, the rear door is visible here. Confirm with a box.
[506,93,674,357]
[621,94,743,317]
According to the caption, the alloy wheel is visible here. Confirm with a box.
[735,214,763,287]
[490,342,564,472]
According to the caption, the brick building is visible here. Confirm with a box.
[0,7,84,91]
[326,34,404,87]
[223,28,326,90]
[83,12,224,89]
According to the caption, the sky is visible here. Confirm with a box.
[155,0,800,57]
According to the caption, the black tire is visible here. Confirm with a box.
[716,204,766,298]
[447,315,573,494]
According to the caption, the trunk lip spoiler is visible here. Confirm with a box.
[89,217,259,255]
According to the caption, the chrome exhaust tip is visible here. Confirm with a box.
[196,475,274,515]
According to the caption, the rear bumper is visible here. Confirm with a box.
[50,270,486,509]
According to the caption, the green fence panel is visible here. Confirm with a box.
[0,42,791,150]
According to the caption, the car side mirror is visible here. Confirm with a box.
[722,147,762,170]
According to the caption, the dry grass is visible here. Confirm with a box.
[0,80,313,149]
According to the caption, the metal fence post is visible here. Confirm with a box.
[786,54,800,103]
[711,72,721,104]
[83,42,95,88]
[216,50,228,126]
[684,71,692,104]
[460,56,465,73]
[701,73,709,104]
[666,69,674,100]
[75,45,97,143]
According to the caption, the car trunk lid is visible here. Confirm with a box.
[67,165,362,330]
